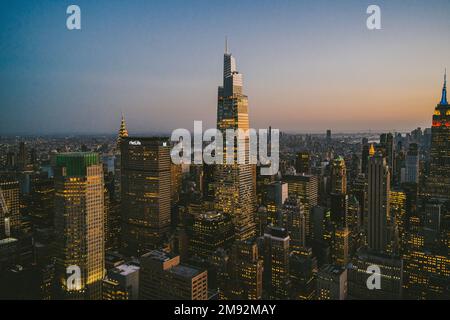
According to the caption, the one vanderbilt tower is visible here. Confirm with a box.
[215,39,256,240]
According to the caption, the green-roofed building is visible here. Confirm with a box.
[55,152,100,177]
[54,152,105,300]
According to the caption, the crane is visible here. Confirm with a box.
[0,186,11,238]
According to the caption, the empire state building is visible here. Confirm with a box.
[427,71,450,200]
[215,41,256,240]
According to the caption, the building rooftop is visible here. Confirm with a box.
[264,225,289,239]
[142,250,177,263]
[113,263,140,276]
[0,237,18,246]
[170,264,204,278]
[319,264,346,276]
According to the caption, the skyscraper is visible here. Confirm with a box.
[380,133,395,180]
[0,178,20,238]
[367,152,390,253]
[426,71,450,199]
[54,152,105,299]
[117,113,129,145]
[189,211,235,261]
[114,113,129,201]
[295,152,310,175]
[331,227,349,267]
[263,226,290,299]
[226,240,264,300]
[17,142,28,171]
[405,143,419,184]
[215,42,256,241]
[289,247,317,300]
[361,138,370,175]
[330,156,347,194]
[264,181,288,226]
[120,137,171,255]
[285,174,319,239]
[282,195,306,251]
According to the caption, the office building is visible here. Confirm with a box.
[139,250,208,300]
[367,152,390,253]
[263,226,290,299]
[54,152,105,299]
[103,263,140,300]
[316,264,347,300]
[121,137,171,255]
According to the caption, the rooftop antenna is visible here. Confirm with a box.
[225,36,228,54]
[441,68,448,105]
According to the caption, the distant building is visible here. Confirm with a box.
[139,250,208,300]
[225,240,264,300]
[330,156,347,194]
[103,263,140,300]
[264,181,288,226]
[189,211,235,261]
[263,226,290,299]
[289,247,317,300]
[316,264,347,300]
[0,178,20,237]
[405,143,419,184]
[295,152,310,175]
[282,195,306,251]
[380,133,395,180]
[331,227,349,267]
[285,174,319,239]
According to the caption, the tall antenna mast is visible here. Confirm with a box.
[225,36,228,54]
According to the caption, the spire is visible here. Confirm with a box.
[225,36,228,54]
[440,68,447,105]
[369,143,375,157]
[118,113,128,144]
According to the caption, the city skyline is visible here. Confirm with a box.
[0,27,449,301]
[1,0,450,135]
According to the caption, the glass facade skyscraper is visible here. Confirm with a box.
[215,44,256,241]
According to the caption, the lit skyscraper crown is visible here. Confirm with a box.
[118,113,129,143]
[369,143,376,156]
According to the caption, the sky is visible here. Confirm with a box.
[0,0,449,135]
